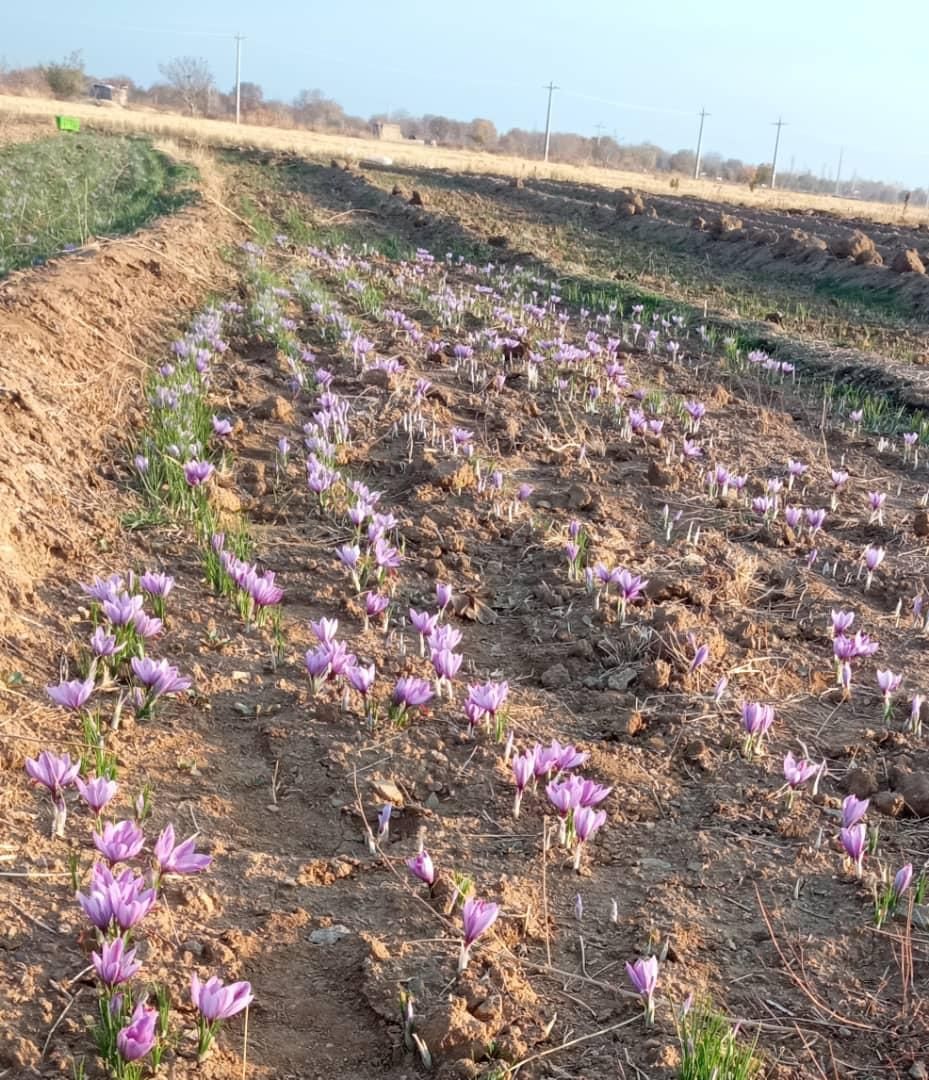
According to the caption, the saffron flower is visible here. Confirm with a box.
[25,750,80,837]
[893,863,913,901]
[831,610,854,637]
[46,676,94,711]
[94,819,145,863]
[876,669,902,722]
[783,752,819,807]
[139,572,175,599]
[191,973,254,1057]
[459,897,500,972]
[689,641,710,673]
[741,701,774,755]
[512,749,536,818]
[863,545,885,590]
[573,806,606,870]
[130,657,191,714]
[76,775,118,815]
[92,937,141,988]
[183,459,215,486]
[436,582,453,611]
[90,626,122,659]
[841,823,867,877]
[626,956,659,1024]
[841,794,869,828]
[410,607,438,657]
[392,677,434,722]
[407,850,436,886]
[154,824,212,877]
[117,1002,158,1063]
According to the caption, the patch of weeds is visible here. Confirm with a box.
[0,134,194,276]
[676,998,761,1080]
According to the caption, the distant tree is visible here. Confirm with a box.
[293,88,346,130]
[669,149,696,175]
[158,56,214,115]
[235,81,264,114]
[43,50,85,99]
[468,118,497,149]
[754,163,773,187]
[425,115,452,143]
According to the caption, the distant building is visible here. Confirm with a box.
[371,121,404,141]
[90,83,128,107]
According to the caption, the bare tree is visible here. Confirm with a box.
[158,56,214,116]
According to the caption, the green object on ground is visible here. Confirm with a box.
[55,116,81,132]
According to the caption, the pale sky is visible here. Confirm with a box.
[5,1,928,186]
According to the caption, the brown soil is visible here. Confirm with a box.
[0,194,237,641]
[2,153,929,1080]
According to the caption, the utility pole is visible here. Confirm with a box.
[594,122,606,147]
[542,81,559,163]
[770,116,786,189]
[694,106,709,179]
[234,33,244,125]
[834,146,844,196]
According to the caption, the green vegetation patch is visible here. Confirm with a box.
[0,133,194,276]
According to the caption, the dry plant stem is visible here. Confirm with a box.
[541,817,552,967]
[41,987,83,1059]
[509,1016,639,1075]
[755,886,879,1031]
[242,1003,249,1080]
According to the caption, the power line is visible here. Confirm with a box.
[542,81,559,163]
[770,116,787,189]
[694,106,710,179]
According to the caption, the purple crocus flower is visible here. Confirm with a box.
[517,483,534,501]
[783,751,819,791]
[436,582,453,611]
[840,823,867,876]
[572,806,607,870]
[841,794,869,828]
[76,775,118,815]
[407,850,436,886]
[130,658,191,706]
[893,864,913,900]
[46,677,94,711]
[154,824,212,876]
[94,819,145,863]
[211,416,233,437]
[432,648,463,682]
[741,701,775,752]
[140,572,175,599]
[103,592,144,626]
[831,610,854,637]
[117,1003,158,1062]
[90,626,122,658]
[364,592,390,619]
[459,897,500,971]
[392,677,434,715]
[690,642,710,673]
[92,937,141,988]
[626,956,659,1023]
[131,611,163,640]
[347,663,376,699]
[183,460,215,486]
[512,749,536,818]
[190,973,254,1021]
[25,751,80,797]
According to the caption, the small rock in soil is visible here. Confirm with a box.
[872,790,905,817]
[309,925,352,945]
[843,766,879,798]
[540,663,571,689]
[914,509,929,537]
